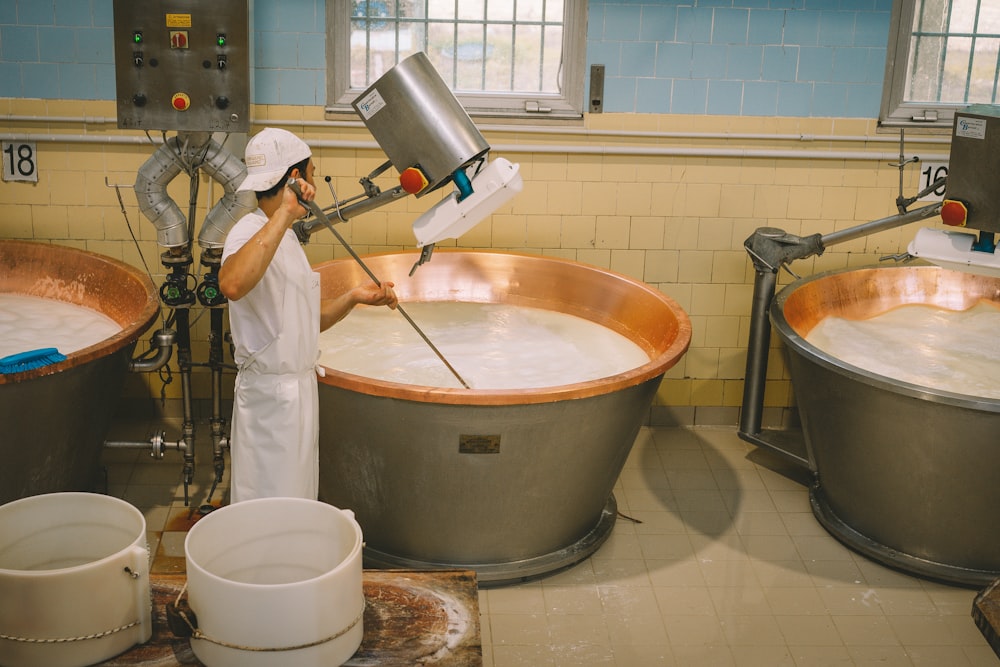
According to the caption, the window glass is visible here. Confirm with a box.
[881,0,1000,129]
[327,0,586,119]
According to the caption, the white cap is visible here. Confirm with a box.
[237,128,312,192]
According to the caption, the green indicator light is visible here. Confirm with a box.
[217,34,226,46]
[133,31,142,44]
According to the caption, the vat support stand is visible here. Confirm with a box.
[737,202,944,468]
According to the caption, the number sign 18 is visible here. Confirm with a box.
[2,141,38,183]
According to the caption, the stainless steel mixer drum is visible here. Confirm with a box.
[351,51,490,195]
[0,241,159,504]
[771,265,1000,586]
[314,251,691,585]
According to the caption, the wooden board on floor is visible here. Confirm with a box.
[973,577,1000,658]
[99,570,482,666]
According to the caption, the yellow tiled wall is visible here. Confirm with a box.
[1,99,948,424]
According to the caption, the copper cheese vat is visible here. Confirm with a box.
[0,241,159,504]
[314,251,691,585]
[772,265,1000,586]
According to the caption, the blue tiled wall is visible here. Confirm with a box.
[589,0,891,115]
[0,0,892,117]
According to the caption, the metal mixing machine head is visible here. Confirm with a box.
[908,104,1000,277]
[350,52,523,260]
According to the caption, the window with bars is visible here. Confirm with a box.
[325,0,587,120]
[880,0,1000,129]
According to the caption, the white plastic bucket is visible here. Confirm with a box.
[184,497,364,667]
[0,492,151,667]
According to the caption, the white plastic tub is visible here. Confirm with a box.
[0,492,151,667]
[184,497,364,667]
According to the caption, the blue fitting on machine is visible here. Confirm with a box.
[452,168,474,203]
[973,231,996,254]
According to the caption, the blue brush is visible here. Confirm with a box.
[0,348,67,374]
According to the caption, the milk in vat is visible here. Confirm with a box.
[318,302,651,389]
[804,302,1000,399]
[0,294,122,359]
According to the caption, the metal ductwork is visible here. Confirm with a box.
[197,140,256,250]
[132,135,254,249]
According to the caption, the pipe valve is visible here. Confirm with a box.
[196,273,227,307]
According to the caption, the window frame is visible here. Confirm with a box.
[879,0,997,131]
[325,0,587,121]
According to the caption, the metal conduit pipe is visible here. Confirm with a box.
[249,116,952,146]
[267,118,949,148]
[490,144,953,161]
[4,116,951,147]
[107,326,185,460]
[1,131,951,162]
[302,139,952,163]
[0,133,162,145]
[2,115,119,124]
[479,127,951,145]
[105,431,189,459]
[1,114,932,144]
[129,328,177,373]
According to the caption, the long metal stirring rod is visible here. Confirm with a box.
[287,179,471,389]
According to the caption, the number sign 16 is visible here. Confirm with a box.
[918,162,948,202]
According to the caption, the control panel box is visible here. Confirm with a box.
[113,1,252,132]
[946,105,1000,234]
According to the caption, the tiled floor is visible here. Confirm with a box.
[101,420,998,666]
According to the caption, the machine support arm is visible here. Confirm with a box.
[820,202,943,248]
[738,200,945,468]
[292,186,409,243]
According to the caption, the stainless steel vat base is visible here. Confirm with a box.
[362,496,618,587]
[0,348,134,504]
[810,485,998,588]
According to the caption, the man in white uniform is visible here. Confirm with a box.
[219,128,397,502]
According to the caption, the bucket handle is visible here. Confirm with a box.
[167,581,364,652]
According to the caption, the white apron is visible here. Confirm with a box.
[228,226,320,503]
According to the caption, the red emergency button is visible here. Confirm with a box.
[940,199,968,227]
[171,92,191,111]
[400,166,429,194]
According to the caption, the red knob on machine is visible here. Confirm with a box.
[400,167,429,194]
[940,199,968,227]
[171,93,191,111]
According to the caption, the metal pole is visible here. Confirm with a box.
[287,180,472,389]
[820,202,942,247]
[739,269,777,438]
